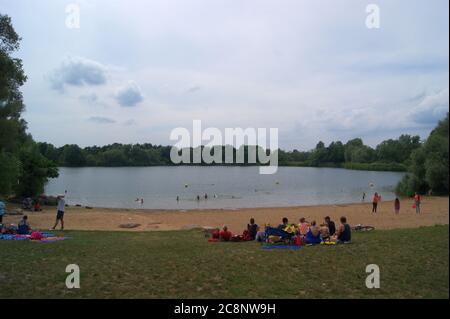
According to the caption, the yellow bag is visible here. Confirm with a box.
[283,224,297,234]
[268,235,281,243]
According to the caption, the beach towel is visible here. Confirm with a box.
[262,245,303,250]
[36,237,70,243]
[0,234,30,240]
[0,232,68,243]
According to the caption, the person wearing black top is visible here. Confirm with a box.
[278,217,289,230]
[247,218,258,240]
[324,216,336,236]
[337,216,351,243]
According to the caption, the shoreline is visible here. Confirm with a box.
[3,196,448,233]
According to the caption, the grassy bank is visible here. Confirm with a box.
[279,161,407,172]
[0,225,448,298]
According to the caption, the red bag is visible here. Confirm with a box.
[293,235,303,246]
[242,230,252,241]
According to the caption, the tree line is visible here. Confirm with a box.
[37,133,422,172]
[396,114,448,196]
[0,14,57,199]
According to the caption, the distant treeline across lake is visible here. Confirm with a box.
[37,134,422,172]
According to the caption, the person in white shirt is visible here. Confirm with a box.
[52,195,66,230]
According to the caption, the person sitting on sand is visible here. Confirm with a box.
[33,199,42,212]
[18,215,31,235]
[278,217,289,230]
[22,197,32,210]
[219,225,232,241]
[298,217,309,237]
[335,216,351,243]
[323,216,336,236]
[305,220,322,244]
[247,218,258,240]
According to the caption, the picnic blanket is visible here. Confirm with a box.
[262,245,303,249]
[0,232,69,243]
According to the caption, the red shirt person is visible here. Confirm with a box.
[414,192,421,213]
[372,192,381,213]
[219,225,232,241]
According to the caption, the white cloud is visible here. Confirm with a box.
[115,81,144,107]
[88,116,116,124]
[49,56,107,92]
[410,88,449,125]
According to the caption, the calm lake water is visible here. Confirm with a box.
[44,166,405,210]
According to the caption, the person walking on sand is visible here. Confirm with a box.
[362,192,366,202]
[372,192,380,213]
[414,192,421,214]
[52,195,66,230]
[394,197,400,214]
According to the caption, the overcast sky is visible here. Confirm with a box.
[1,0,448,150]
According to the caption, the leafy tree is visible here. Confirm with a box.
[15,142,58,197]
[0,151,19,195]
[326,141,345,163]
[376,135,421,163]
[0,14,58,198]
[61,144,86,166]
[396,114,449,196]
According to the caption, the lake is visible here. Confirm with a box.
[44,166,405,209]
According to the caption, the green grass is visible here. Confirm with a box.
[278,161,407,172]
[0,225,448,299]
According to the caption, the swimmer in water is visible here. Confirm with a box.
[205,193,208,199]
[196,195,200,201]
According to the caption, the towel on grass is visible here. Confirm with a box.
[0,232,69,243]
[262,245,303,249]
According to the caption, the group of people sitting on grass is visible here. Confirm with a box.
[209,216,351,245]
[1,215,32,235]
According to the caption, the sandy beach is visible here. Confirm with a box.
[3,196,448,232]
